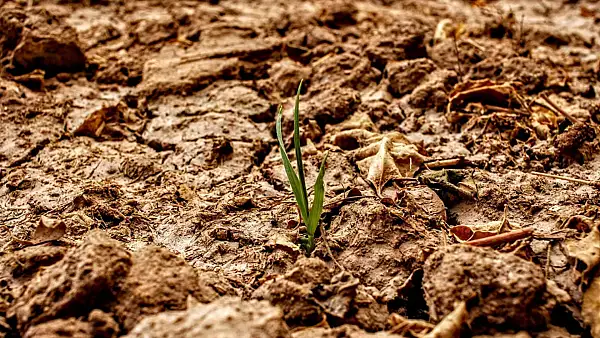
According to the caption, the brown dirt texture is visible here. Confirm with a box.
[1,0,600,337]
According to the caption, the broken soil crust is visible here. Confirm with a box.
[1,0,600,337]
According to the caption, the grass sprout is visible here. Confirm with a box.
[276,81,328,254]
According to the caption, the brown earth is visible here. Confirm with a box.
[1,0,600,337]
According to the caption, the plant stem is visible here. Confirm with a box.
[306,235,315,254]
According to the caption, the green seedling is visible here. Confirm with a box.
[276,81,328,254]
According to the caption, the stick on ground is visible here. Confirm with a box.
[465,227,534,247]
[532,171,600,188]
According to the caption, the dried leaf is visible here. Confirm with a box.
[566,224,600,283]
[450,206,520,243]
[450,222,502,242]
[446,80,522,115]
[332,116,425,196]
[265,233,301,255]
[34,216,67,242]
[389,313,434,336]
[433,19,466,45]
[353,133,424,195]
[582,275,600,338]
[365,137,400,194]
[74,101,145,140]
[433,19,453,45]
[12,216,67,246]
[424,301,468,338]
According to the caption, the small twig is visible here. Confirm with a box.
[320,222,345,272]
[452,35,464,78]
[545,242,552,278]
[531,171,600,188]
[539,93,578,124]
[514,92,533,115]
[516,13,525,51]
[483,104,528,115]
[424,158,469,169]
[9,138,51,167]
[465,227,534,247]
[86,160,103,179]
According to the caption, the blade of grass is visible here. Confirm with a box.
[293,80,309,212]
[306,151,328,236]
[276,105,309,222]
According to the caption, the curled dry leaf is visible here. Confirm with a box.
[433,19,465,45]
[265,233,301,256]
[530,104,560,140]
[424,301,468,338]
[566,224,600,284]
[388,313,434,336]
[34,216,67,243]
[12,216,67,246]
[450,206,519,243]
[333,127,425,196]
[446,80,523,115]
[74,101,145,140]
[450,219,518,242]
[450,225,497,242]
[562,215,596,232]
[582,275,600,338]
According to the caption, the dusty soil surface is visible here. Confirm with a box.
[1,0,600,337]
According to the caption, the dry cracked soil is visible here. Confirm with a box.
[1,0,600,337]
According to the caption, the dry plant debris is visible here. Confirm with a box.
[332,122,425,197]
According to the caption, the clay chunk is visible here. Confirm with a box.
[423,245,550,333]
[125,297,290,338]
[8,230,132,333]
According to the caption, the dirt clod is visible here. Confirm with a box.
[23,310,119,338]
[125,297,290,338]
[8,230,132,333]
[553,123,597,165]
[111,245,212,332]
[423,245,551,333]
[24,318,95,338]
[385,59,437,97]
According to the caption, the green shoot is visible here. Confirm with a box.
[276,81,328,254]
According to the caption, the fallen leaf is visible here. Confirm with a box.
[424,301,468,338]
[562,215,595,232]
[11,216,67,246]
[389,313,434,336]
[582,274,600,338]
[451,206,520,243]
[74,101,145,140]
[353,132,424,195]
[331,116,425,196]
[34,216,67,242]
[365,137,401,194]
[450,222,501,242]
[265,233,301,255]
[566,224,600,284]
[446,80,523,116]
[418,169,477,205]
